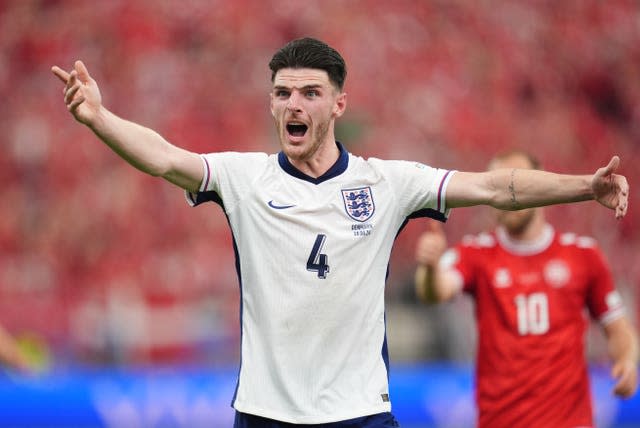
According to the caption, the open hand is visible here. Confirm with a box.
[592,156,629,219]
[51,60,102,126]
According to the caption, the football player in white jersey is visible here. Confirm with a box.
[52,37,629,427]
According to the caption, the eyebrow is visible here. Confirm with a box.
[273,84,323,91]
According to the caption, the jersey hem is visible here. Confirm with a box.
[232,402,392,424]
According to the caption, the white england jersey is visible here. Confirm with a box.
[186,143,454,424]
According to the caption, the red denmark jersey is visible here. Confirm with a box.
[443,225,625,428]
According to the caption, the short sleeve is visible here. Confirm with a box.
[584,243,625,324]
[184,152,269,209]
[368,158,456,221]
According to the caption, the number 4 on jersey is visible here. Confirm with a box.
[307,234,330,279]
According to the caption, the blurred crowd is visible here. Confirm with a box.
[0,0,638,367]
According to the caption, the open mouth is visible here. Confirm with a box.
[286,123,308,137]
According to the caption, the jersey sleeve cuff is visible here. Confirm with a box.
[438,170,456,218]
[184,155,210,207]
[599,307,626,326]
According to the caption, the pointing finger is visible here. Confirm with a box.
[51,65,70,84]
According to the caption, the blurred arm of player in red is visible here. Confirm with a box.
[606,317,639,398]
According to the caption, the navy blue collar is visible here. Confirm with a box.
[278,141,349,184]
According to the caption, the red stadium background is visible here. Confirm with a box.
[0,0,638,426]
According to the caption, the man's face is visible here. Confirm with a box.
[490,154,538,234]
[270,68,346,162]
[495,205,536,235]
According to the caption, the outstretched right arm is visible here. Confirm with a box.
[51,61,203,192]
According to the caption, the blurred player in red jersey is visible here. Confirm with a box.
[415,150,639,428]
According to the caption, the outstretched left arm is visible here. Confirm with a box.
[445,156,629,219]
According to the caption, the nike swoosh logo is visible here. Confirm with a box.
[268,200,296,209]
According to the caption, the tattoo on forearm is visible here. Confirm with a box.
[509,169,520,209]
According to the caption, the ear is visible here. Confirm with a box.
[333,92,347,118]
[269,92,276,117]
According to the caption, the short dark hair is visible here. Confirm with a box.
[269,37,347,90]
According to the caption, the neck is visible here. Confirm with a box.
[288,139,340,178]
[497,221,554,256]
